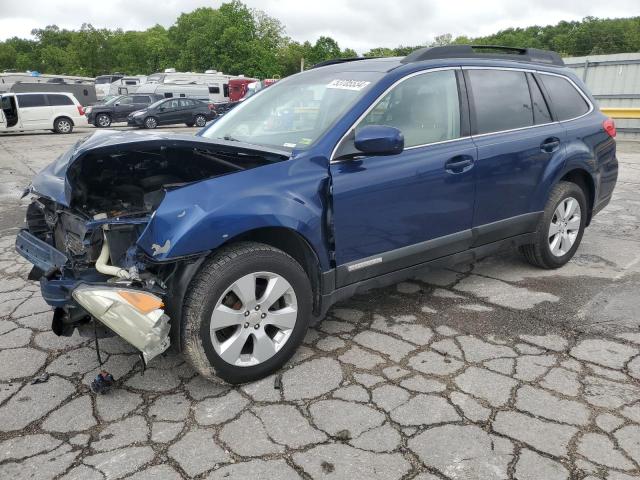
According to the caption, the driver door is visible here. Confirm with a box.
[329,69,477,286]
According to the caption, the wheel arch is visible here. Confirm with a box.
[225,226,324,315]
[54,115,74,127]
[559,168,595,224]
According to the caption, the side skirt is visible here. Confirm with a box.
[317,231,536,319]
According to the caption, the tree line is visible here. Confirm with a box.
[0,1,638,79]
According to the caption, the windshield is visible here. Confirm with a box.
[202,69,383,150]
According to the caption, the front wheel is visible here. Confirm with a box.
[520,181,587,269]
[182,242,313,384]
[144,116,158,129]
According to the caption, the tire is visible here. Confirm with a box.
[520,181,587,269]
[194,114,207,127]
[144,116,158,129]
[95,113,111,128]
[182,242,313,384]
[53,117,73,134]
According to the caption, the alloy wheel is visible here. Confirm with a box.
[57,120,71,133]
[97,114,110,127]
[548,196,581,257]
[210,271,298,367]
[195,115,206,127]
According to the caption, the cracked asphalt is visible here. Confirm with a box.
[0,127,639,479]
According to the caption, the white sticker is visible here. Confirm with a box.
[327,79,371,91]
[283,142,297,148]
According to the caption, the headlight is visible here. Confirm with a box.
[133,111,145,117]
[72,286,169,362]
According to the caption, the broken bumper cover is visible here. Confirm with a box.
[15,229,68,274]
[72,285,170,363]
[15,230,171,363]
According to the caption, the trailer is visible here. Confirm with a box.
[4,81,98,106]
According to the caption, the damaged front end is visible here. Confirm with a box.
[16,130,289,364]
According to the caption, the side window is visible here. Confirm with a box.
[179,99,192,108]
[47,94,73,106]
[166,99,180,109]
[467,69,533,134]
[527,74,552,125]
[17,94,47,108]
[358,70,461,147]
[223,84,229,98]
[132,96,151,104]
[164,92,173,98]
[539,74,590,121]
[208,85,220,94]
[118,97,133,105]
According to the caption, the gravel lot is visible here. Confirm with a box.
[0,126,639,479]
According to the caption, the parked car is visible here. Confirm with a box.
[85,94,163,127]
[1,92,88,134]
[15,46,617,383]
[127,97,215,128]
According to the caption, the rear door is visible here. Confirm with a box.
[15,94,51,128]
[179,98,196,122]
[465,68,563,244]
[112,96,137,121]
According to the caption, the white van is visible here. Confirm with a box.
[0,92,88,134]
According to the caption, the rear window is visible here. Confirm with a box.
[208,86,220,94]
[539,74,590,121]
[17,94,48,108]
[467,70,533,134]
[47,94,73,106]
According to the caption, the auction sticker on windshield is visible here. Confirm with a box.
[327,79,371,91]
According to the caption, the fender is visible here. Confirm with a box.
[137,155,332,270]
[532,139,597,213]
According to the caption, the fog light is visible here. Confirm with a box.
[72,286,170,363]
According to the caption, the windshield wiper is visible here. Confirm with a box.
[223,134,239,142]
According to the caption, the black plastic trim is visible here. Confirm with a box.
[335,212,542,288]
[319,231,537,318]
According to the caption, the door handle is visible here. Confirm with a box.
[445,155,474,174]
[541,137,561,153]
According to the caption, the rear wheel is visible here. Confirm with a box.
[95,113,111,128]
[53,117,73,134]
[520,181,587,269]
[194,114,207,127]
[144,116,158,129]
[182,242,312,384]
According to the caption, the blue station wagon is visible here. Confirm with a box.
[16,45,618,383]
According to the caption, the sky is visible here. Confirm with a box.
[1,0,640,53]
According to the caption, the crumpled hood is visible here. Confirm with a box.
[29,129,290,206]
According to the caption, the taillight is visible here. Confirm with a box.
[77,105,85,116]
[603,118,616,138]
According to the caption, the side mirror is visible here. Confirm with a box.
[354,125,404,156]
[159,107,165,111]
[114,102,120,106]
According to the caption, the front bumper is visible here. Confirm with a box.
[15,229,170,362]
[127,116,144,126]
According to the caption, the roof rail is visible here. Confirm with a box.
[401,45,565,66]
[311,57,379,69]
